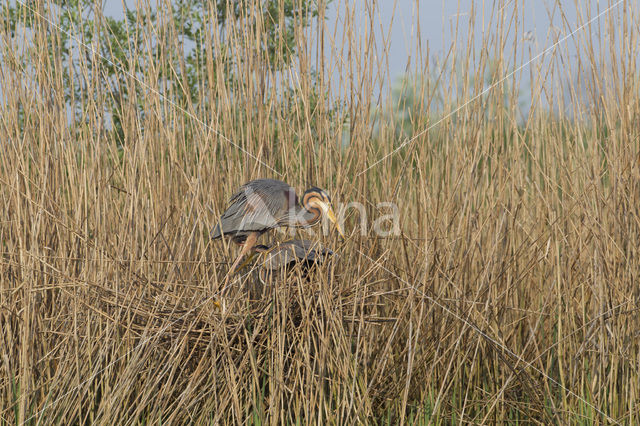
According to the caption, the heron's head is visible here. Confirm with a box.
[302,187,345,238]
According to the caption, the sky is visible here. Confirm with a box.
[326,0,596,79]
[101,0,617,92]
[4,0,625,115]
[316,0,627,107]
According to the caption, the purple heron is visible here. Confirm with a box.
[254,239,334,272]
[246,239,334,284]
[212,179,344,277]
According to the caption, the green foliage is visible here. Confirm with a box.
[6,0,318,143]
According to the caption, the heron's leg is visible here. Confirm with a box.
[235,243,271,271]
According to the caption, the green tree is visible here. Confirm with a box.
[6,0,318,143]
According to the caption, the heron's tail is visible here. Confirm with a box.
[211,224,222,240]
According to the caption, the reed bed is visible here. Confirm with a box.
[1,0,639,423]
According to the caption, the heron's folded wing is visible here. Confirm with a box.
[212,180,296,238]
[215,187,286,236]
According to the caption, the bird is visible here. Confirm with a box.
[236,240,334,300]
[212,179,344,278]
[254,239,334,273]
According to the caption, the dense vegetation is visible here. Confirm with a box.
[1,0,639,423]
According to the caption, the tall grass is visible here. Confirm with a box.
[1,0,639,423]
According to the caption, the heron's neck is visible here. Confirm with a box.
[291,205,321,228]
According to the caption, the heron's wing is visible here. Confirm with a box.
[212,180,295,238]
[288,240,316,259]
[263,245,298,269]
[290,239,332,260]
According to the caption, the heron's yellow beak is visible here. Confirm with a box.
[326,205,345,238]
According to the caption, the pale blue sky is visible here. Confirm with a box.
[318,1,621,101]
[10,0,621,114]
[102,0,610,90]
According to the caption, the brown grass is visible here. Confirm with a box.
[1,0,639,424]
